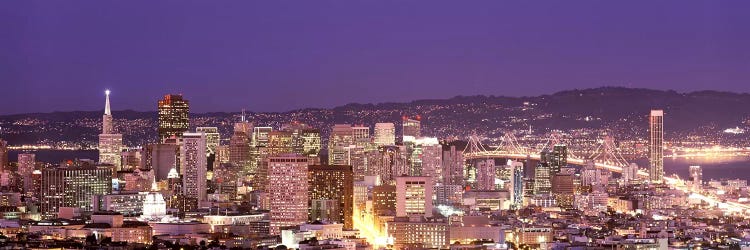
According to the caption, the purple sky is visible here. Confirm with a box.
[1,1,749,114]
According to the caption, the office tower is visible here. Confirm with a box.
[551,168,575,208]
[548,145,567,174]
[402,116,421,139]
[621,163,639,185]
[196,127,220,156]
[533,160,551,195]
[328,124,354,165]
[649,109,664,183]
[689,165,702,191]
[510,160,524,209]
[158,94,190,141]
[18,153,35,197]
[344,145,367,181]
[230,123,253,175]
[144,143,178,181]
[374,123,396,146]
[475,159,495,191]
[252,127,272,147]
[40,165,113,217]
[352,125,370,147]
[121,150,141,170]
[395,176,433,218]
[181,133,207,202]
[372,185,397,215]
[98,90,123,169]
[370,146,404,184]
[281,122,322,163]
[0,140,6,172]
[442,145,464,187]
[419,139,443,186]
[267,154,308,235]
[268,131,295,156]
[308,165,354,229]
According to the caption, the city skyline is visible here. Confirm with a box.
[2,1,750,114]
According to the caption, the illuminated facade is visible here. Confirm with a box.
[18,153,35,196]
[401,116,421,139]
[352,125,370,147]
[372,185,396,215]
[475,159,495,191]
[196,127,220,156]
[395,176,433,218]
[649,109,664,183]
[388,217,448,250]
[328,124,354,165]
[158,94,190,141]
[442,145,464,187]
[267,154,309,235]
[373,123,396,146]
[689,165,702,191]
[99,90,123,169]
[308,165,354,229]
[181,132,207,202]
[252,126,272,147]
[40,165,113,217]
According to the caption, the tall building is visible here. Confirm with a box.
[510,160,524,209]
[649,110,664,183]
[99,90,123,169]
[372,185,397,215]
[547,145,567,174]
[229,122,253,175]
[689,165,702,191]
[352,125,370,147]
[551,168,576,208]
[0,140,6,172]
[281,122,322,163]
[18,153,35,197]
[402,116,421,140]
[158,94,190,141]
[328,124,354,165]
[196,127,220,157]
[395,176,433,218]
[143,143,178,181]
[308,165,354,229]
[374,123,396,146]
[442,145,464,187]
[252,127,272,147]
[268,131,295,156]
[40,165,113,217]
[475,159,495,191]
[533,160,551,195]
[181,133,207,202]
[267,154,309,235]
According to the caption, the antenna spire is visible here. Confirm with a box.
[104,89,111,115]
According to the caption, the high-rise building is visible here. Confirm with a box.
[252,127,272,147]
[18,153,35,197]
[395,176,433,218]
[533,160,551,195]
[442,145,464,187]
[374,123,396,146]
[99,90,123,170]
[621,163,639,185]
[328,124,354,165]
[308,165,354,229]
[551,168,576,208]
[268,131,295,156]
[281,122,322,163]
[229,123,253,175]
[181,133,207,202]
[352,125,370,147]
[143,143,178,181]
[510,160,524,209]
[196,127,220,156]
[689,165,702,191]
[372,185,397,216]
[402,116,421,140]
[40,165,113,217]
[649,110,664,183]
[0,140,6,172]
[548,145,567,174]
[158,94,190,141]
[475,159,495,191]
[267,154,309,235]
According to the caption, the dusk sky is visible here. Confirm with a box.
[1,1,749,114]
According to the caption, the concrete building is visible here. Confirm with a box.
[267,154,309,235]
[395,176,433,218]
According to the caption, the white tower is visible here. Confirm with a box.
[99,89,123,169]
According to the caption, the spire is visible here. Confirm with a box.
[151,176,158,191]
[241,109,246,122]
[104,89,112,115]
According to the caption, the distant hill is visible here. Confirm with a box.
[1,87,749,147]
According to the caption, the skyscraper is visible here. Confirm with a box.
[475,159,496,191]
[0,139,7,172]
[352,125,371,147]
[98,90,123,169]
[689,165,702,191]
[402,116,421,140]
[181,133,207,202]
[649,110,664,183]
[374,123,396,146]
[196,127,220,157]
[18,153,35,197]
[267,154,308,235]
[442,145,464,187]
[510,160,524,209]
[548,145,567,174]
[533,160,551,195]
[395,176,433,218]
[158,94,190,141]
[328,124,354,165]
[308,165,354,229]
